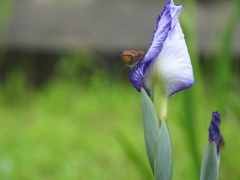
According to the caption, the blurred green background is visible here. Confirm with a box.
[0,0,240,179]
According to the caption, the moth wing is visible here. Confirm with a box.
[120,54,133,64]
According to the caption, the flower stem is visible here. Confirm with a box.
[151,80,168,121]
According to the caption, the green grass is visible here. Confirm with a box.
[0,64,239,179]
[0,72,151,180]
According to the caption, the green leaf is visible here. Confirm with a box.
[141,88,160,173]
[200,143,218,180]
[154,118,172,180]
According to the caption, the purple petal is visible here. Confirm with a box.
[143,0,172,64]
[130,0,173,92]
[129,63,145,92]
[208,111,221,154]
[130,0,194,96]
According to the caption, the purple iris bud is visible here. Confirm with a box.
[129,0,194,97]
[208,111,222,154]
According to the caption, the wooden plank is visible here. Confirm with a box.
[1,0,239,55]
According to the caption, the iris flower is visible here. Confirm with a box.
[208,111,223,170]
[208,112,222,153]
[131,1,195,176]
[130,0,194,108]
[200,112,223,179]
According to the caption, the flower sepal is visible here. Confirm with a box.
[141,88,172,179]
[200,142,219,180]
[154,117,173,180]
[141,87,160,172]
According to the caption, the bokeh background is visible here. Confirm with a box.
[0,0,240,179]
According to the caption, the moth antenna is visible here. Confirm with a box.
[120,64,127,72]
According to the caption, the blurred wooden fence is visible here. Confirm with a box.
[0,0,239,85]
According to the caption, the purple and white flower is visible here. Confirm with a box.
[130,0,194,97]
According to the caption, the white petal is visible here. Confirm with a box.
[144,20,194,96]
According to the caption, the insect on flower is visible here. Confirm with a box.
[120,50,145,70]
[219,135,225,150]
